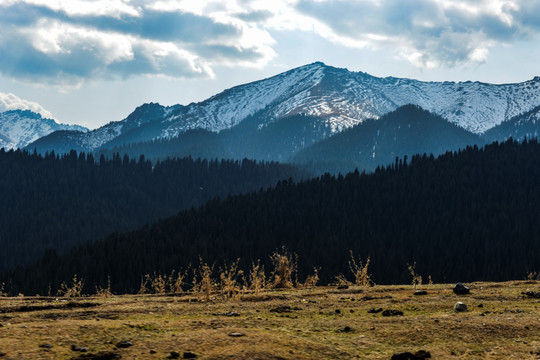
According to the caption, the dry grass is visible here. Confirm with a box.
[0,281,539,359]
[349,252,373,287]
[270,247,297,289]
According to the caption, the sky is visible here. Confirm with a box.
[0,0,539,129]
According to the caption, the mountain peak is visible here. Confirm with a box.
[4,109,43,120]
[304,61,326,68]
[1,109,87,149]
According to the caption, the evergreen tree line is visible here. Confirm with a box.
[0,149,303,271]
[3,139,539,295]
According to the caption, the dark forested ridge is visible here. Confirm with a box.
[483,105,540,143]
[0,149,303,271]
[98,112,332,163]
[5,139,540,295]
[292,105,485,174]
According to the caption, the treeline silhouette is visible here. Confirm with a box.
[0,149,303,271]
[4,139,540,295]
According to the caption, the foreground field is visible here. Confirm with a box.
[0,282,539,359]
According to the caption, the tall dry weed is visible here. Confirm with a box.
[96,276,113,298]
[57,274,84,297]
[219,259,243,300]
[349,251,373,286]
[270,247,297,289]
[248,260,267,294]
[192,259,217,301]
[301,267,320,288]
[408,262,422,290]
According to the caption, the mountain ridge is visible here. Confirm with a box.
[0,109,87,149]
[25,62,540,159]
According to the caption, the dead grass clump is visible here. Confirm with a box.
[248,260,267,294]
[192,259,217,301]
[57,274,84,297]
[138,276,149,295]
[270,247,297,289]
[301,267,320,288]
[219,259,243,300]
[408,262,422,290]
[334,274,351,287]
[168,269,188,294]
[96,276,113,298]
[349,251,373,287]
[149,273,167,294]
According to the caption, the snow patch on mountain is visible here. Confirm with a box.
[55,103,182,151]
[0,110,87,149]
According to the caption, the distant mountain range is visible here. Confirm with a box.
[13,62,540,171]
[0,110,87,149]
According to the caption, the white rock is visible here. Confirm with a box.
[454,302,468,312]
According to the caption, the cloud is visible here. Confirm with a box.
[234,10,274,23]
[0,92,54,119]
[0,0,539,85]
[293,0,539,68]
[0,0,275,85]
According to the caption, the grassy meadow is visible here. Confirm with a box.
[0,281,539,359]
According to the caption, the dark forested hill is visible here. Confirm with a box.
[483,105,540,143]
[5,139,540,295]
[98,113,332,163]
[0,149,303,271]
[292,105,484,174]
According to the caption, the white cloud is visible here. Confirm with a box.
[0,0,274,84]
[0,92,55,119]
[0,0,539,85]
[26,19,134,62]
[22,0,141,18]
[293,0,540,68]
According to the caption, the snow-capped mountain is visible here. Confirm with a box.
[27,62,540,155]
[157,62,540,136]
[28,102,181,154]
[0,110,87,149]
[484,105,540,143]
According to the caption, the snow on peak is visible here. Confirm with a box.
[158,63,540,136]
[0,109,87,149]
[160,62,328,138]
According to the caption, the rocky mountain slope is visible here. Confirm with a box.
[0,110,87,149]
[156,62,540,137]
[26,62,540,157]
